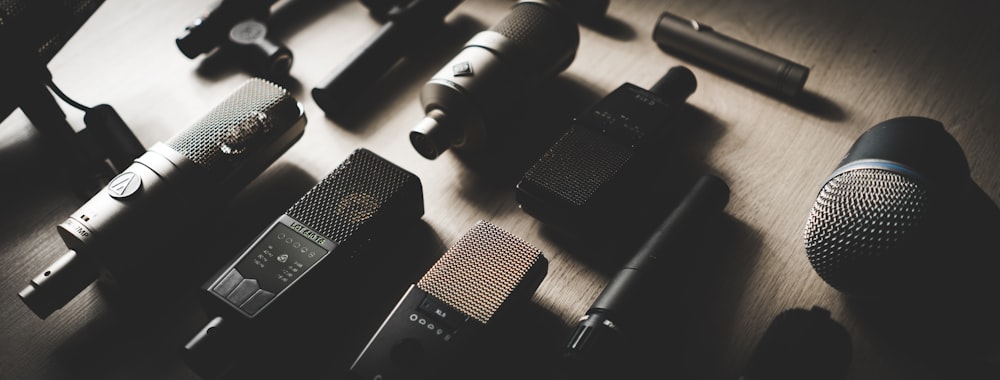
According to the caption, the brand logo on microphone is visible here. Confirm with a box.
[107,172,142,198]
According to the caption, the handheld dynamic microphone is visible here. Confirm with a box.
[557,174,729,378]
[409,0,580,160]
[183,148,424,379]
[350,220,548,380]
[312,0,463,118]
[803,116,1000,296]
[176,0,292,78]
[516,66,697,237]
[18,78,306,319]
[739,306,852,380]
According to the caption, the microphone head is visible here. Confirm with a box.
[803,116,992,296]
[163,77,305,193]
[350,220,547,379]
[487,0,580,77]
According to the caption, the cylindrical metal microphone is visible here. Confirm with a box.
[409,0,580,159]
[803,116,1000,296]
[18,78,307,319]
[557,174,729,378]
[175,0,277,59]
[350,220,548,379]
[653,10,810,98]
[183,148,424,379]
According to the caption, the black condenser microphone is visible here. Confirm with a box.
[183,148,424,379]
[556,174,729,379]
[176,0,292,78]
[516,66,697,237]
[19,78,306,319]
[350,220,548,380]
[739,306,852,380]
[409,0,580,160]
[312,0,463,118]
[803,116,1000,296]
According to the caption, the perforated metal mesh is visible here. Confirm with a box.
[165,78,299,172]
[489,1,578,71]
[285,149,423,244]
[417,221,543,324]
[1,0,104,62]
[803,168,931,293]
[521,126,632,206]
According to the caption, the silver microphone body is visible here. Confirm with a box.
[409,0,579,159]
[19,78,306,319]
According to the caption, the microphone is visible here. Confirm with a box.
[311,0,463,118]
[176,0,292,78]
[739,306,852,380]
[408,0,580,160]
[653,10,810,98]
[350,220,548,379]
[183,148,424,379]
[556,174,729,378]
[18,78,307,319]
[803,116,1000,296]
[516,66,697,237]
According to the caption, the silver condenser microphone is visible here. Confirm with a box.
[19,78,307,319]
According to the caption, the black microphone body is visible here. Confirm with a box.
[176,0,292,78]
[803,116,1000,296]
[19,78,307,319]
[350,220,548,380]
[739,306,852,380]
[558,174,729,377]
[183,148,424,378]
[516,66,697,238]
[175,0,277,59]
[409,0,579,159]
[312,0,463,117]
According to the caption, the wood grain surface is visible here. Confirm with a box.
[1,0,998,379]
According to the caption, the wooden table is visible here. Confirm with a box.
[2,0,998,378]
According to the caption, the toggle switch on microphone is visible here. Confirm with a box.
[18,78,306,320]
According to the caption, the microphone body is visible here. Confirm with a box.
[409,0,579,159]
[19,78,306,319]
[183,148,424,378]
[312,0,463,117]
[350,220,548,380]
[653,11,810,98]
[516,66,697,238]
[558,174,729,377]
[803,116,1000,296]
[176,0,291,78]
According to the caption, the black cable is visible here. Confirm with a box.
[46,80,92,112]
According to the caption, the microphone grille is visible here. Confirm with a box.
[521,125,633,207]
[285,149,424,244]
[417,221,544,324]
[803,167,932,293]
[2,0,104,63]
[165,78,301,172]
[489,1,579,71]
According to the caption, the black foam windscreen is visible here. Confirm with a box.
[803,116,1000,296]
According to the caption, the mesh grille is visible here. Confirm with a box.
[166,78,299,173]
[1,0,104,63]
[521,126,632,206]
[417,221,543,324]
[489,1,578,71]
[803,168,931,293]
[285,149,422,244]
